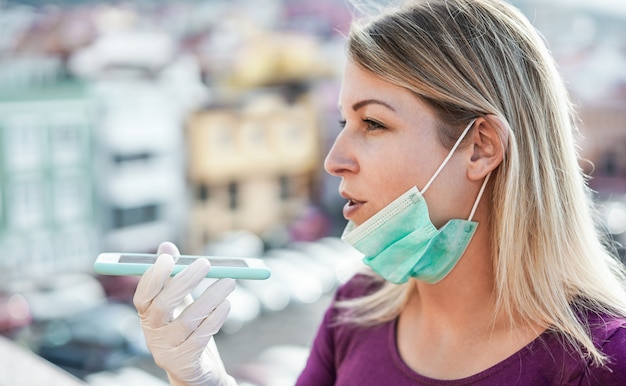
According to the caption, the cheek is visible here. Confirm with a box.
[370,168,415,205]
[376,153,424,191]
[363,138,442,200]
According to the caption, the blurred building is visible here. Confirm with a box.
[185,89,322,253]
[0,55,98,283]
[181,23,335,252]
[90,76,189,253]
[578,90,626,192]
[511,0,626,194]
[0,0,346,285]
[67,7,204,254]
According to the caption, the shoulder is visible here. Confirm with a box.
[587,311,626,340]
[334,273,384,302]
[586,312,626,383]
[316,273,383,330]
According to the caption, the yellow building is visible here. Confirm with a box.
[185,90,322,253]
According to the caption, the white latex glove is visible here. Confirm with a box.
[133,242,238,386]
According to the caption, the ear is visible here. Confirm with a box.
[467,114,509,181]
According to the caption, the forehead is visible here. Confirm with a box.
[338,61,436,119]
[339,62,402,101]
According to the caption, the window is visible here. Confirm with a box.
[228,182,238,210]
[53,176,90,222]
[197,184,210,202]
[50,119,84,166]
[8,179,45,229]
[279,175,290,200]
[3,116,44,171]
[111,204,159,228]
[112,152,153,165]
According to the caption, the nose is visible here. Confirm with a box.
[323,130,358,177]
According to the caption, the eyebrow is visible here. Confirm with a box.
[346,99,396,112]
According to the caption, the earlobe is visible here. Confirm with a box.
[467,114,509,180]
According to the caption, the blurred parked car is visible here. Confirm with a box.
[6,273,148,379]
[232,344,309,386]
[0,292,31,335]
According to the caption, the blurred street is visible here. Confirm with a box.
[216,294,331,375]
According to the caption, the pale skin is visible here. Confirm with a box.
[325,61,546,380]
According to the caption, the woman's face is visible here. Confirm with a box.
[325,61,468,227]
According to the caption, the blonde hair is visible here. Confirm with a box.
[338,0,626,366]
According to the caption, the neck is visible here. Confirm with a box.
[401,215,543,336]
[403,212,501,331]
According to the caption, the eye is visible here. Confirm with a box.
[363,118,386,132]
[338,119,346,128]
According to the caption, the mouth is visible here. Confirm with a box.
[341,192,364,205]
[341,194,365,220]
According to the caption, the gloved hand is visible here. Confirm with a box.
[133,242,237,386]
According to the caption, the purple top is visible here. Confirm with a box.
[296,275,626,386]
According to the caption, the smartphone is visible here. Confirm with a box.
[94,253,271,280]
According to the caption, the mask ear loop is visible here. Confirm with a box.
[420,118,477,195]
[467,171,491,221]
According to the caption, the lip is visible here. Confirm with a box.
[340,192,365,221]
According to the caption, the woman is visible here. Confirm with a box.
[133,0,626,385]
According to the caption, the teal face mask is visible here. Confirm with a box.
[341,119,491,284]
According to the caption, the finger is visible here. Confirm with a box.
[178,300,231,355]
[134,254,175,314]
[166,278,236,346]
[145,258,211,327]
[192,278,236,317]
[196,300,232,339]
[179,294,194,310]
[157,241,181,263]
